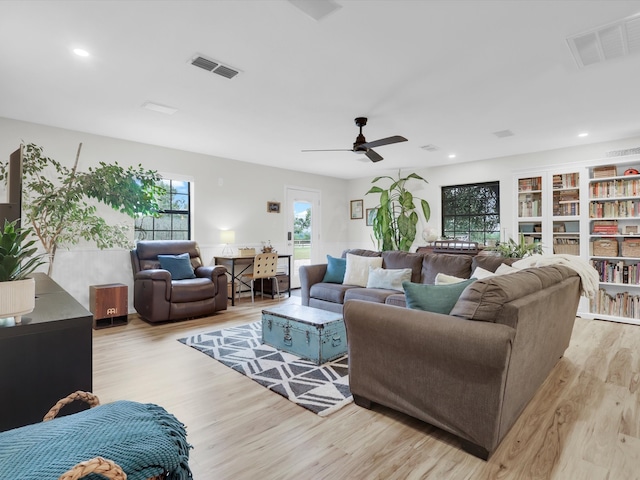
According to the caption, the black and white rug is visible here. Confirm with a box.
[178,322,352,417]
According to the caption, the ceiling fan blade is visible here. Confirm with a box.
[301,149,352,152]
[365,149,384,163]
[362,135,407,149]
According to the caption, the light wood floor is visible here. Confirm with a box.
[93,294,640,480]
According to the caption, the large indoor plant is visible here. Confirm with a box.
[366,171,431,251]
[0,143,166,275]
[0,220,46,323]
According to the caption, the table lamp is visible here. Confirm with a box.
[220,230,235,256]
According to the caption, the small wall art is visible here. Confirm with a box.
[366,208,377,226]
[267,201,280,213]
[350,199,363,220]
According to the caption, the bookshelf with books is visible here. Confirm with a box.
[516,175,543,249]
[586,159,640,325]
[551,172,580,256]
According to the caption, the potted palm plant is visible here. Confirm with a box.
[0,220,46,324]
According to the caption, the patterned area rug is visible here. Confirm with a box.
[178,322,352,416]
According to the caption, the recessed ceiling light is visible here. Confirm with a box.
[578,132,589,137]
[448,154,456,159]
[73,48,89,57]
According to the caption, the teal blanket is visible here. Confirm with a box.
[0,400,192,480]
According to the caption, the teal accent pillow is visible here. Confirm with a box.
[402,278,476,314]
[322,255,347,283]
[158,253,196,280]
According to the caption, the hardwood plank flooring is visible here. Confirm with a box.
[92,295,640,479]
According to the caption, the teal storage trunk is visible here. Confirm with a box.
[261,304,346,365]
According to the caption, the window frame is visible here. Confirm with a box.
[134,176,192,241]
[441,181,500,246]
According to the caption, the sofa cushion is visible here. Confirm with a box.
[450,268,547,322]
[344,254,383,287]
[310,282,357,304]
[341,249,382,258]
[382,251,423,282]
[435,272,467,284]
[471,254,516,273]
[345,287,396,304]
[366,267,412,291]
[158,253,196,280]
[471,266,495,279]
[402,278,476,314]
[421,254,473,284]
[322,255,346,283]
[171,278,216,302]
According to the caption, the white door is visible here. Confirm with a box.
[285,187,321,289]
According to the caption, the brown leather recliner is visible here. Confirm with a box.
[130,240,227,323]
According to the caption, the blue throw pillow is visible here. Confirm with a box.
[322,255,347,283]
[403,278,476,314]
[158,253,196,280]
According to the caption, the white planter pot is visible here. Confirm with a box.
[0,277,36,324]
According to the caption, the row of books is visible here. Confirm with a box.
[519,201,542,217]
[552,173,579,189]
[590,259,640,284]
[518,177,541,192]
[589,289,640,319]
[552,202,579,216]
[589,200,640,218]
[592,219,618,234]
[589,179,640,198]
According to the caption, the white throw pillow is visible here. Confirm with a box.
[471,266,495,279]
[366,267,412,291]
[435,272,467,285]
[343,253,383,287]
[495,263,519,275]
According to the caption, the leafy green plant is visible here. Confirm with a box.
[0,220,46,281]
[491,233,543,258]
[0,143,167,275]
[365,171,431,251]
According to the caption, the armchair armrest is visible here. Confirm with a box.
[134,268,172,301]
[195,265,227,281]
[299,263,328,306]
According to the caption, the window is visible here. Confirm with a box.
[135,178,191,240]
[441,181,500,246]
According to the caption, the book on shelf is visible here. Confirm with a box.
[593,165,617,178]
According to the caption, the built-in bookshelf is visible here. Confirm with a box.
[551,172,580,256]
[586,160,640,325]
[517,175,543,248]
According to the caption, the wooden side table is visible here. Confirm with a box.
[89,283,128,329]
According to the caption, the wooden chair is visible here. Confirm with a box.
[242,252,280,303]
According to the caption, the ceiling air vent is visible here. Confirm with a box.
[567,13,640,68]
[190,54,240,79]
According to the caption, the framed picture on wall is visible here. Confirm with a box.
[366,208,377,226]
[267,201,280,213]
[350,199,363,219]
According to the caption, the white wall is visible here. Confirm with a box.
[347,135,640,250]
[0,117,350,311]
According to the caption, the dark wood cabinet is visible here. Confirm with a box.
[89,283,128,329]
[0,273,92,432]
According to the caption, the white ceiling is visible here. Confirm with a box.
[2,0,640,180]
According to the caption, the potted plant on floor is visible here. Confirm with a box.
[0,219,46,324]
[366,170,431,251]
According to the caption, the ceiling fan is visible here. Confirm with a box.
[302,117,407,163]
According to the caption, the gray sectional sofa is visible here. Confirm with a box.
[299,249,584,459]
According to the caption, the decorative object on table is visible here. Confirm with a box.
[490,233,543,258]
[624,168,639,176]
[0,219,46,324]
[267,201,280,213]
[350,199,363,219]
[422,225,439,243]
[365,208,377,226]
[178,321,352,416]
[261,240,274,253]
[238,247,256,257]
[0,143,166,276]
[592,165,617,178]
[366,170,431,251]
[220,230,235,256]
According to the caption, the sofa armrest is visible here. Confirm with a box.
[299,263,328,306]
[195,265,227,282]
[343,299,516,452]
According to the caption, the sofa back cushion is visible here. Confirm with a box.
[366,267,412,291]
[450,265,573,322]
[471,255,516,273]
[133,240,202,273]
[343,253,383,287]
[381,251,423,282]
[421,253,472,284]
